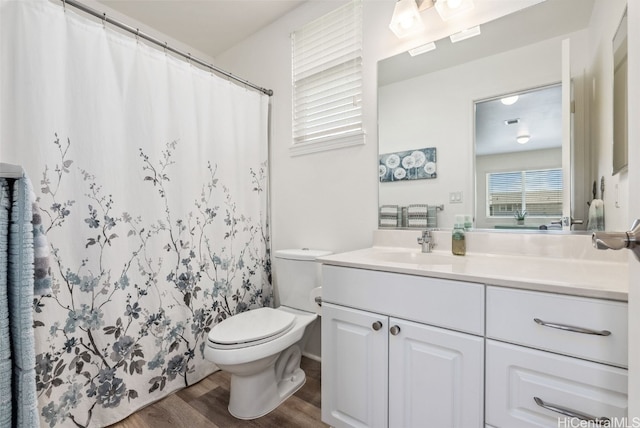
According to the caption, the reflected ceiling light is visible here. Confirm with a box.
[516,135,530,144]
[409,41,437,56]
[501,95,519,105]
[449,25,481,43]
[435,0,474,21]
[389,0,425,39]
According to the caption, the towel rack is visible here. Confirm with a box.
[0,163,23,178]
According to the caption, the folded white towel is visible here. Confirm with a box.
[379,205,399,216]
[407,218,428,228]
[587,199,605,231]
[407,204,428,214]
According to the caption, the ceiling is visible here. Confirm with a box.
[379,0,595,87]
[475,84,562,156]
[96,0,307,58]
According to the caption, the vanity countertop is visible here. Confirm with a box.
[318,246,628,302]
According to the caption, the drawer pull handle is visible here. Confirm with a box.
[534,397,610,425]
[372,321,383,331]
[533,318,611,336]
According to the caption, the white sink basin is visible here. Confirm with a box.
[371,250,463,266]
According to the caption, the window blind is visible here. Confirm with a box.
[291,0,363,154]
[487,168,563,216]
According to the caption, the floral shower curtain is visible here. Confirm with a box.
[0,1,272,426]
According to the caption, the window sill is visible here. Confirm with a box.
[289,132,365,157]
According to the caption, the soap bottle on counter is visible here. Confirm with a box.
[452,215,466,256]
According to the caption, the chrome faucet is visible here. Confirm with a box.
[417,230,436,253]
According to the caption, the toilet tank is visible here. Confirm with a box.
[274,249,332,313]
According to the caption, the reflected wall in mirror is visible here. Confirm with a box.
[378,0,603,232]
[612,9,628,175]
[474,84,563,230]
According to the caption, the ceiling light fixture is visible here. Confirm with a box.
[389,0,425,39]
[501,95,519,105]
[434,0,474,21]
[449,25,481,43]
[389,0,475,40]
[409,41,437,56]
[516,135,530,144]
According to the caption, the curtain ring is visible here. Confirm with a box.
[164,41,168,55]
[62,0,66,11]
[135,28,140,43]
[187,53,191,66]
[102,12,106,28]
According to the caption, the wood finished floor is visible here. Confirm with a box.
[109,357,328,428]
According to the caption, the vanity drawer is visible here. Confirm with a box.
[323,265,484,335]
[486,340,627,428]
[486,286,627,367]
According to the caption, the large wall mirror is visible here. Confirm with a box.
[378,0,600,232]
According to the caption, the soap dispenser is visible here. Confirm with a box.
[452,215,466,256]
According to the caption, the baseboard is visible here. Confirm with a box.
[302,351,321,362]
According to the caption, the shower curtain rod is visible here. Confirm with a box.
[60,0,274,97]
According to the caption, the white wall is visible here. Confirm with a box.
[587,0,629,231]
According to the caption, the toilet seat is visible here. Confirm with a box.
[207,307,296,350]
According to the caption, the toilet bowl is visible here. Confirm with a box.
[204,248,330,420]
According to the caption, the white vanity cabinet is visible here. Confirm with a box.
[321,266,485,428]
[485,286,628,427]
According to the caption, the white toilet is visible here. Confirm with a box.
[204,248,330,420]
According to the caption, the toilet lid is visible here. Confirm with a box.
[207,307,295,347]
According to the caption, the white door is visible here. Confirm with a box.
[627,1,639,418]
[388,317,484,428]
[321,303,388,428]
[561,38,572,231]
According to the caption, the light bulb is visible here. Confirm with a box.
[447,0,463,9]
[400,16,416,29]
[501,95,519,105]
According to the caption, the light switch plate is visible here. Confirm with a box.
[449,192,463,203]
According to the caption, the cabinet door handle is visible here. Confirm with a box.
[372,321,383,331]
[533,397,610,425]
[533,318,611,336]
[389,325,401,336]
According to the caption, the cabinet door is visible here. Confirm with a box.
[389,318,484,428]
[322,303,388,428]
[388,317,484,428]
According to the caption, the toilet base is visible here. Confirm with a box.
[227,346,306,420]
